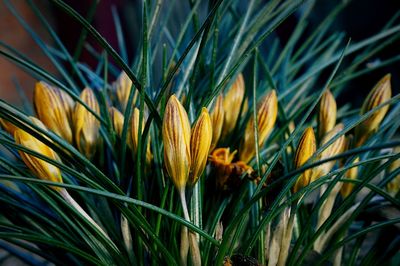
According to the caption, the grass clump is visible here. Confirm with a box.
[0,0,399,265]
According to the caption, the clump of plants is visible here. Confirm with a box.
[0,0,399,265]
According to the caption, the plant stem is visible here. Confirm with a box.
[277,203,296,266]
[60,189,110,240]
[121,215,135,264]
[190,182,202,242]
[179,189,201,266]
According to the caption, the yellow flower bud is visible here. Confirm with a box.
[355,74,392,147]
[73,88,100,159]
[189,108,212,185]
[318,89,336,140]
[340,157,359,198]
[113,71,137,112]
[311,123,345,182]
[34,81,73,143]
[109,107,126,138]
[130,108,153,163]
[293,127,316,193]
[162,95,191,190]
[0,118,19,135]
[145,136,153,165]
[55,88,75,124]
[130,107,142,156]
[14,124,63,191]
[210,94,224,151]
[239,90,278,163]
[386,147,400,196]
[221,73,245,138]
[241,98,249,119]
[29,116,49,133]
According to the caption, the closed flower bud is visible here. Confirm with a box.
[241,98,249,119]
[34,81,73,143]
[29,116,50,134]
[109,107,126,138]
[145,136,153,165]
[386,147,400,196]
[162,95,191,190]
[14,125,63,191]
[130,107,142,156]
[28,116,58,153]
[293,127,316,193]
[189,108,212,185]
[355,74,392,147]
[221,73,245,138]
[113,71,137,112]
[340,157,359,198]
[311,123,345,182]
[318,89,336,140]
[2,116,52,142]
[0,118,19,135]
[239,90,278,163]
[210,94,224,151]
[55,88,75,124]
[74,88,100,159]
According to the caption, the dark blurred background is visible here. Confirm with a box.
[0,0,399,107]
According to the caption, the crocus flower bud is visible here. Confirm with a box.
[0,118,19,135]
[55,88,75,124]
[386,147,400,196]
[34,81,73,143]
[240,98,249,119]
[239,90,278,163]
[109,107,126,138]
[318,89,336,140]
[14,123,63,191]
[189,108,212,185]
[293,127,316,193]
[311,123,345,182]
[130,107,142,156]
[355,74,391,147]
[340,157,359,198]
[73,88,100,159]
[162,95,191,191]
[113,71,136,112]
[221,73,245,138]
[210,94,224,151]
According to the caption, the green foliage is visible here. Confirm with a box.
[0,0,399,265]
